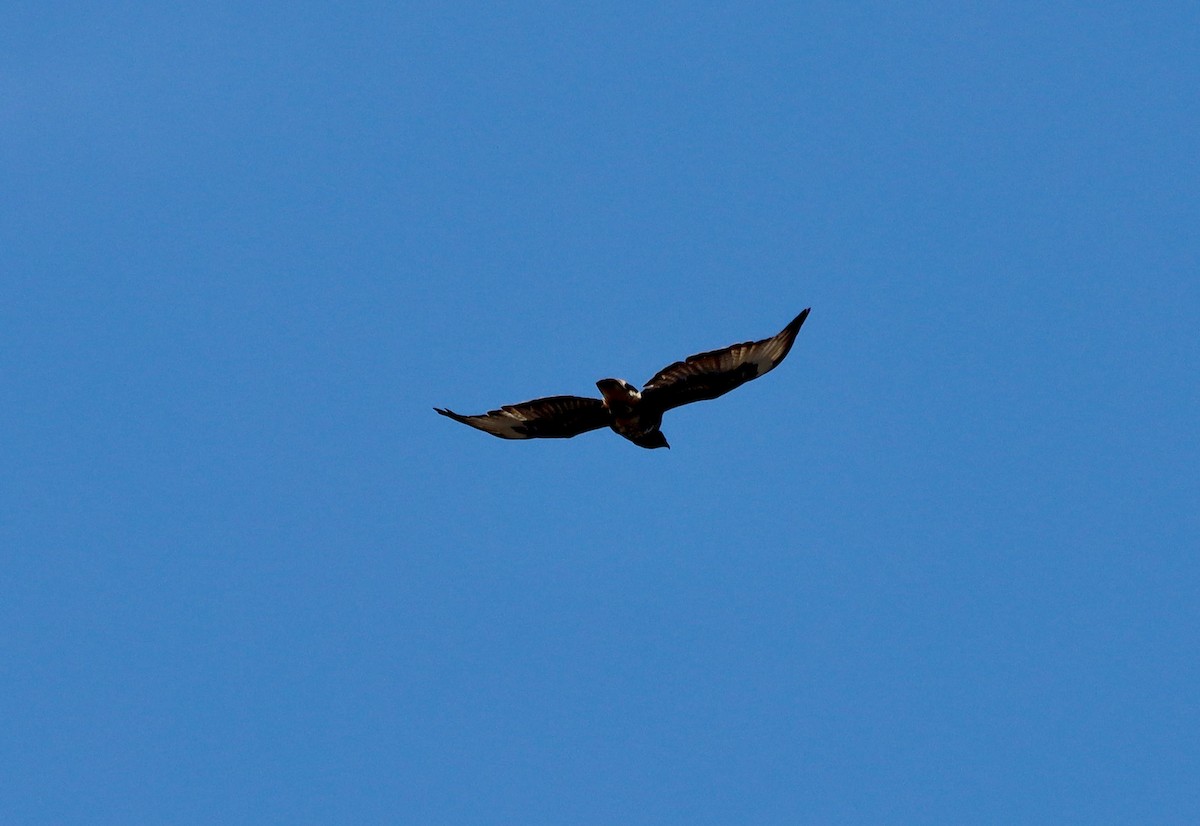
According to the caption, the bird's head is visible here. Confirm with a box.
[633,431,670,450]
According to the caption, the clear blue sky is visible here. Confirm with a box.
[3,3,1197,823]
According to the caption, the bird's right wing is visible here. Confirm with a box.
[435,395,609,440]
[641,309,810,412]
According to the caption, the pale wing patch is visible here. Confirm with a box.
[749,333,791,375]
[470,409,531,438]
[434,407,532,438]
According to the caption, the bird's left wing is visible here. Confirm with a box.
[641,309,810,412]
[435,395,609,440]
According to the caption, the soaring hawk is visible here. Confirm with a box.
[435,308,810,449]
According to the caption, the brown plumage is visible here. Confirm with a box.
[435,308,810,449]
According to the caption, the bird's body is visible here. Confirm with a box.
[595,378,666,448]
[435,308,810,449]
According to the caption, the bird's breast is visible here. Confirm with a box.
[611,414,641,436]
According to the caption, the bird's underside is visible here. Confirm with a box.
[435,307,810,449]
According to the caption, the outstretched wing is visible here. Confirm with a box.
[434,395,609,440]
[641,309,810,412]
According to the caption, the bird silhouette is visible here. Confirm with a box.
[435,308,810,449]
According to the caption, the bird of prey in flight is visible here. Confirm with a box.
[435,308,810,450]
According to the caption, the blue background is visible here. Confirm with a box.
[3,3,1197,822]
